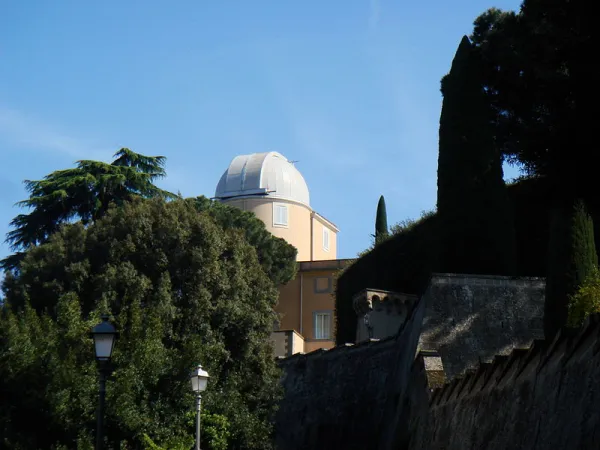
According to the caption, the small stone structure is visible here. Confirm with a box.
[270,329,304,357]
[420,350,446,388]
[420,273,545,378]
[353,288,419,342]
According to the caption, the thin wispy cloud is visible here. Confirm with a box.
[0,105,107,161]
[368,0,381,31]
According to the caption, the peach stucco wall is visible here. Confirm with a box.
[275,269,337,350]
[277,280,301,333]
[311,216,338,261]
[223,198,312,261]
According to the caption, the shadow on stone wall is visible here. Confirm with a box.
[419,273,546,379]
[410,314,600,450]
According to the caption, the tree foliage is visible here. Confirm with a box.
[191,196,297,286]
[471,1,600,337]
[545,200,598,338]
[471,2,596,199]
[567,266,600,328]
[569,200,598,290]
[374,195,389,246]
[141,412,230,450]
[437,35,516,275]
[2,148,176,271]
[0,198,290,449]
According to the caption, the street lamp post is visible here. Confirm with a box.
[91,315,118,450]
[190,364,210,450]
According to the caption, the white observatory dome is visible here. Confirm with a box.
[215,151,310,207]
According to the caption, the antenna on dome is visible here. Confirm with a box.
[289,160,299,165]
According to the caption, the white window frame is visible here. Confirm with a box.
[273,203,289,228]
[313,311,332,340]
[322,227,330,252]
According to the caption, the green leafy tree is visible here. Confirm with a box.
[2,148,176,271]
[356,210,435,259]
[567,266,600,328]
[142,412,230,450]
[191,196,297,286]
[545,200,598,338]
[436,35,516,275]
[471,2,596,202]
[374,195,389,246]
[0,198,290,449]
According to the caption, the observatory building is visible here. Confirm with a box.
[215,151,338,261]
[215,151,351,354]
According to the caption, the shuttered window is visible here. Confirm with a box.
[323,228,330,251]
[273,203,289,227]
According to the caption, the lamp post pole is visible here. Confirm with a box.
[190,364,209,450]
[195,394,202,450]
[96,367,107,450]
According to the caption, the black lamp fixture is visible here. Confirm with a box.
[91,315,118,362]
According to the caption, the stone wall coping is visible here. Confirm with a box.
[431,272,546,282]
[429,313,600,407]
[276,336,393,363]
[353,288,419,298]
[349,273,546,303]
[272,329,303,337]
[419,349,441,358]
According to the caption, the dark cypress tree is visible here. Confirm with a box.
[545,200,598,338]
[375,195,389,245]
[570,200,598,289]
[436,35,516,275]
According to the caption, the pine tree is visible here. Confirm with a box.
[375,195,389,245]
[436,35,516,275]
[1,148,176,271]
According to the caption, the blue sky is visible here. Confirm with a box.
[0,0,523,261]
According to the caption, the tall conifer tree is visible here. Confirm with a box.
[375,195,389,245]
[545,200,598,338]
[436,35,516,275]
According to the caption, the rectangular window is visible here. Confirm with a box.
[314,311,332,340]
[273,203,289,227]
[322,228,330,251]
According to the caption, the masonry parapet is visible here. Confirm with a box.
[429,313,600,408]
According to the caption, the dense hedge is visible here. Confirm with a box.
[334,176,587,344]
[335,213,439,345]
